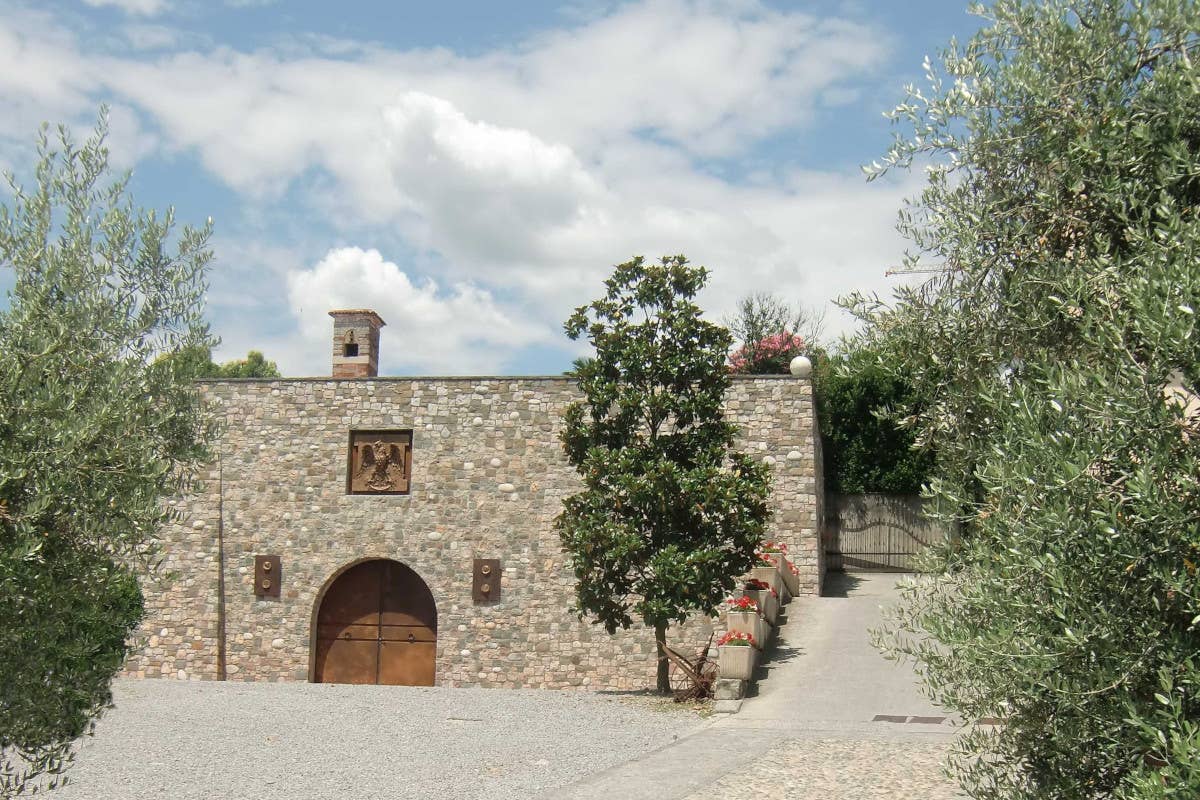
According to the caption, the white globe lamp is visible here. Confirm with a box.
[789,355,812,378]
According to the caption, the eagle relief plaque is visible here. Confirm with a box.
[347,430,413,494]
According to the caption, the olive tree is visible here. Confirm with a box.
[0,117,217,796]
[557,255,772,693]
[848,1,1200,796]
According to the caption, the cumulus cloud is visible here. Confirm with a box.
[0,9,94,139]
[81,0,883,196]
[286,247,551,375]
[380,92,602,265]
[506,0,882,157]
[0,0,918,371]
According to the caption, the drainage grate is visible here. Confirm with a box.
[872,714,946,724]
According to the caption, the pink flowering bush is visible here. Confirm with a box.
[728,331,806,375]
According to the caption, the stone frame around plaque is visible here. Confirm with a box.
[346,429,414,495]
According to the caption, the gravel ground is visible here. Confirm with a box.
[51,679,708,800]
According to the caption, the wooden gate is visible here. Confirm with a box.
[313,559,437,685]
[825,494,952,572]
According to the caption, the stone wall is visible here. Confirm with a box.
[123,375,821,690]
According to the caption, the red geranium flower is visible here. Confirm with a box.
[725,596,759,612]
[717,630,756,647]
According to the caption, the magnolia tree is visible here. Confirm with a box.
[0,118,216,796]
[556,256,772,693]
[847,1,1200,796]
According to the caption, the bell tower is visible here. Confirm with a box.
[329,309,385,378]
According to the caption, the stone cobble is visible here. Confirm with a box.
[681,736,964,800]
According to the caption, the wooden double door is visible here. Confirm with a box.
[313,559,437,685]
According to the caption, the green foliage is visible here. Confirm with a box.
[220,350,278,378]
[847,1,1200,796]
[556,255,772,692]
[0,116,216,796]
[175,345,281,379]
[564,356,595,377]
[814,348,934,494]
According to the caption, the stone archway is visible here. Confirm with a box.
[312,559,437,686]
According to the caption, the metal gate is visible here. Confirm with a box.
[313,559,437,685]
[825,494,952,572]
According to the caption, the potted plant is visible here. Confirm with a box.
[750,551,786,601]
[723,596,766,647]
[742,579,780,625]
[717,630,758,680]
[762,540,800,597]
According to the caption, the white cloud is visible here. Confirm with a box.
[506,0,881,157]
[0,0,916,369]
[285,247,551,375]
[82,0,168,16]
[380,92,602,265]
[87,0,883,194]
[0,9,94,139]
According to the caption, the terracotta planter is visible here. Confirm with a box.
[725,610,766,649]
[749,564,784,599]
[719,644,757,680]
[743,588,779,626]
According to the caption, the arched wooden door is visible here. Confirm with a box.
[313,560,437,686]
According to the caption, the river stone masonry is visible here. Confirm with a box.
[124,374,822,689]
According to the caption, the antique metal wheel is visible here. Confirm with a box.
[665,634,718,701]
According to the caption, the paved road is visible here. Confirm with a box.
[545,572,964,800]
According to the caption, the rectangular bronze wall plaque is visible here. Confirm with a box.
[254,555,281,598]
[347,430,413,495]
[472,559,501,604]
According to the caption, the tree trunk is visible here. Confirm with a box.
[655,621,670,694]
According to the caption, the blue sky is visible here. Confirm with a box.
[0,0,982,376]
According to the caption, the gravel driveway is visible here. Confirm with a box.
[52,679,707,800]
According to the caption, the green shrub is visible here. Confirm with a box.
[814,349,934,495]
